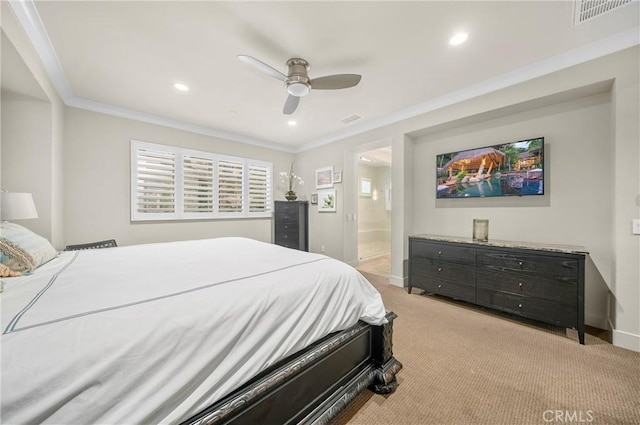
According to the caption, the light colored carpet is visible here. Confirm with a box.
[333,273,640,425]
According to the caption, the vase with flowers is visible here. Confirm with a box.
[279,162,304,201]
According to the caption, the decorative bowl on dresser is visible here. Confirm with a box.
[274,201,309,251]
[408,234,588,344]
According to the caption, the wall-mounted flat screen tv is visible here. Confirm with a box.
[436,137,544,199]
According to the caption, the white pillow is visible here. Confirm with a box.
[0,222,58,272]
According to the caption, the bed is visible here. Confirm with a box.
[1,233,401,424]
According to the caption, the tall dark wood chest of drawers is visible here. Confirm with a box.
[274,201,309,251]
[409,235,587,344]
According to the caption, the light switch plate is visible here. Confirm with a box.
[633,219,640,235]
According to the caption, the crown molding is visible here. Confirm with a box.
[296,26,639,152]
[11,1,639,154]
[8,0,297,153]
[67,97,297,153]
[8,0,73,100]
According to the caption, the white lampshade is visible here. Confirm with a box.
[1,192,39,220]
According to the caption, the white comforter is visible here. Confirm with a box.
[1,237,386,424]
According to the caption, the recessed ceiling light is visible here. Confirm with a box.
[449,32,468,46]
[287,120,297,126]
[173,82,189,92]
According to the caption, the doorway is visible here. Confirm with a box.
[356,146,392,277]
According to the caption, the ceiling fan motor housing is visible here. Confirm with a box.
[285,58,311,96]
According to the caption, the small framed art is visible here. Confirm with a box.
[318,189,336,212]
[332,170,342,184]
[315,166,334,189]
[310,193,318,205]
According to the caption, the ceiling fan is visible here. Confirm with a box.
[238,55,361,115]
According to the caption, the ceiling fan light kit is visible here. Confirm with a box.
[238,54,361,115]
[285,58,312,97]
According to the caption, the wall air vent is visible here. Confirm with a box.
[573,0,633,25]
[341,114,363,124]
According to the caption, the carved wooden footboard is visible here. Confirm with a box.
[183,311,402,425]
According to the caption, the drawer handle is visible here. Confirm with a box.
[438,284,442,288]
[438,251,443,255]
[518,304,523,308]
[284,235,288,239]
[518,261,523,266]
[438,267,442,272]
[518,282,523,287]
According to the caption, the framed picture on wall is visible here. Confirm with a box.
[315,166,334,189]
[318,189,336,212]
[310,193,318,205]
[360,177,372,197]
[332,170,342,184]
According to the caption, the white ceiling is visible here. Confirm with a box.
[360,146,392,167]
[9,1,639,152]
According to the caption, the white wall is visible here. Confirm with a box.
[3,0,637,350]
[300,47,639,351]
[358,163,391,244]
[63,107,293,247]
[412,92,612,328]
[1,5,65,248]
[1,95,52,239]
[293,140,346,258]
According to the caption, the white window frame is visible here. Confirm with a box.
[131,140,272,221]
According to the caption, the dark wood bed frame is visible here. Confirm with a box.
[182,311,402,425]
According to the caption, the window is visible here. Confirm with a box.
[360,177,372,196]
[131,140,272,221]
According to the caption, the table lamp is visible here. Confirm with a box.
[1,192,39,221]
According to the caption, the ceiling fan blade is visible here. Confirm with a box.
[283,95,300,115]
[237,55,287,82]
[310,74,361,90]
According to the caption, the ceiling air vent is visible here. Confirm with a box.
[341,114,362,124]
[573,0,633,25]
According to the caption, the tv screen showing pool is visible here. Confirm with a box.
[436,137,544,199]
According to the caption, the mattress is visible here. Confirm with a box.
[1,237,387,424]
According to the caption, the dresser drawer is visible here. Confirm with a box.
[275,241,300,250]
[410,240,476,264]
[276,202,301,215]
[411,258,476,284]
[477,267,577,304]
[476,288,577,328]
[276,221,299,232]
[411,272,475,303]
[275,210,299,222]
[275,229,299,245]
[477,249,578,277]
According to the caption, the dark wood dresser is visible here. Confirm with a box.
[408,235,588,344]
[274,201,309,251]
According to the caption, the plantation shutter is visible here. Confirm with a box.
[218,158,244,213]
[131,141,272,220]
[133,145,176,217]
[183,154,214,213]
[248,163,271,213]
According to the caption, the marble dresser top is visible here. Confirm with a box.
[411,234,589,255]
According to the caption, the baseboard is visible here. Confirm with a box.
[607,318,640,352]
[389,275,405,288]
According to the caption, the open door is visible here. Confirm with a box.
[356,146,392,277]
